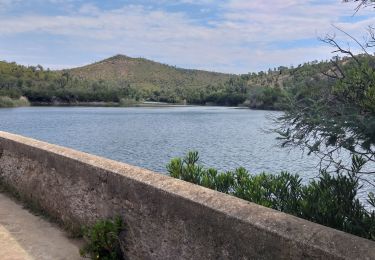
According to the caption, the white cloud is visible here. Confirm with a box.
[0,1,374,73]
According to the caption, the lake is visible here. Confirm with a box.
[2,106,373,203]
[0,106,320,176]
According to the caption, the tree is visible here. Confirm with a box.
[276,3,375,181]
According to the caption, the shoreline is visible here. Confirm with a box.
[30,101,199,108]
[0,102,282,111]
[0,100,282,111]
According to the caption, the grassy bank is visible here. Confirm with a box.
[0,96,30,108]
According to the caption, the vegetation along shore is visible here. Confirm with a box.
[0,53,353,110]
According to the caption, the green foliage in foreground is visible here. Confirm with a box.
[167,151,375,241]
[80,217,124,260]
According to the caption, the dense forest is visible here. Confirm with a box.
[0,54,358,108]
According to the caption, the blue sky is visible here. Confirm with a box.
[0,0,373,73]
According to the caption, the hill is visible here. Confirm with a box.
[0,54,358,107]
[0,55,232,105]
[68,54,231,89]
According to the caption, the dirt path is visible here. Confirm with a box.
[0,193,84,260]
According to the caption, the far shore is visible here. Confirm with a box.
[30,101,198,108]
[1,100,281,111]
[29,101,247,108]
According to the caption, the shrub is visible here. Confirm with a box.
[119,98,138,107]
[167,151,375,241]
[0,96,30,107]
[300,171,375,240]
[80,216,124,260]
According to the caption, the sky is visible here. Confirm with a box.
[0,0,374,74]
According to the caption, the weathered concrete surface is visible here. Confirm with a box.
[0,192,83,260]
[0,131,374,260]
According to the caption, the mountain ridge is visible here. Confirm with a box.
[65,54,232,89]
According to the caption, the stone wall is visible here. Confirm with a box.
[0,131,374,260]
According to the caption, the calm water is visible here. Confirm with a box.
[0,106,320,176]
[1,106,373,203]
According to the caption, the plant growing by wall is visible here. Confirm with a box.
[80,216,124,260]
[167,151,375,241]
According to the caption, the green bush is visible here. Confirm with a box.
[119,98,139,107]
[300,171,375,239]
[167,151,375,241]
[80,217,124,260]
[0,96,29,107]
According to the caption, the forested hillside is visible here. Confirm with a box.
[0,54,357,108]
[0,55,231,105]
[69,55,230,89]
